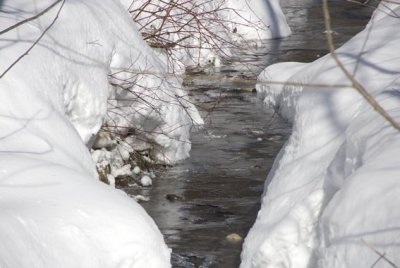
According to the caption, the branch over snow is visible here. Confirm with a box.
[0,0,62,36]
[0,0,65,79]
[323,0,400,131]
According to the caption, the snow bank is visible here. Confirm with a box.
[242,5,400,268]
[127,0,231,69]
[105,4,203,164]
[223,0,291,41]
[128,0,290,69]
[0,0,174,266]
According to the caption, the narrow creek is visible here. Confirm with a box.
[121,1,372,267]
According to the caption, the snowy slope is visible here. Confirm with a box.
[0,0,175,266]
[242,4,400,268]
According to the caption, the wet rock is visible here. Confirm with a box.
[166,194,184,202]
[115,175,134,188]
[226,233,243,243]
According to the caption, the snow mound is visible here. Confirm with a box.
[242,4,400,268]
[0,0,173,266]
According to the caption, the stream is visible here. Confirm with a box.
[121,1,372,267]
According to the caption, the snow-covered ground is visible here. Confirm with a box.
[0,0,203,266]
[242,3,400,268]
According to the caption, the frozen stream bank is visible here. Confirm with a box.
[120,0,372,267]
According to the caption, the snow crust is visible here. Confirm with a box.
[0,0,173,266]
[242,5,400,268]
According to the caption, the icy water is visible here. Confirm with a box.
[122,1,372,267]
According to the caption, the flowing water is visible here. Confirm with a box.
[121,1,372,267]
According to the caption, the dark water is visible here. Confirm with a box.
[139,93,290,267]
[122,1,372,267]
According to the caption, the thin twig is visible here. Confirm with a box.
[0,0,62,36]
[0,0,65,79]
[362,239,398,268]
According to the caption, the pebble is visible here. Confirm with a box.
[226,233,243,243]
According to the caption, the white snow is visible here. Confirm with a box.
[0,0,173,266]
[112,164,132,178]
[128,0,291,69]
[141,175,153,187]
[126,0,230,69]
[242,4,400,268]
[223,0,291,41]
[133,166,141,175]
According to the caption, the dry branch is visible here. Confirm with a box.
[0,0,66,79]
[322,0,400,131]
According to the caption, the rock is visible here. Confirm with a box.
[114,175,133,188]
[226,233,242,243]
[91,131,116,150]
[165,194,184,202]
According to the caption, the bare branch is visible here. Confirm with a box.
[0,0,66,80]
[323,0,400,131]
[0,0,62,36]
[362,239,399,268]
